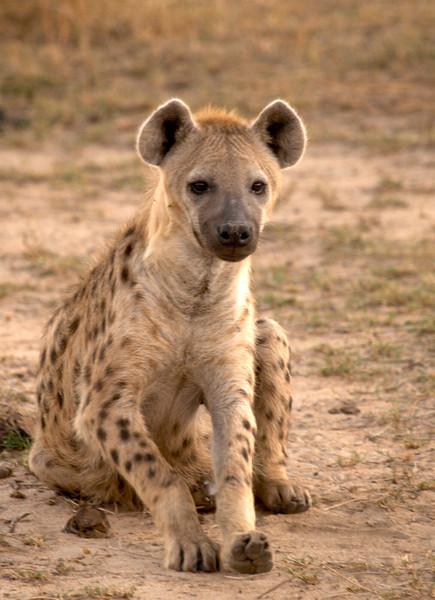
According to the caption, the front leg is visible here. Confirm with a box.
[76,381,219,572]
[198,352,273,574]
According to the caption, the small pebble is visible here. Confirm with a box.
[0,465,13,479]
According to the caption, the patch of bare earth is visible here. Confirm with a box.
[1,141,434,599]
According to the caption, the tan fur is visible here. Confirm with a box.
[29,99,310,574]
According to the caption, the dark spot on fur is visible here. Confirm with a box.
[241,447,249,462]
[117,418,129,428]
[225,475,239,484]
[125,460,132,472]
[69,435,80,451]
[125,226,135,238]
[97,427,107,442]
[242,419,251,431]
[121,266,129,283]
[70,317,80,335]
[41,415,46,430]
[162,473,176,488]
[144,452,156,462]
[73,360,81,377]
[257,336,266,345]
[94,379,103,392]
[40,348,46,368]
[265,410,273,421]
[50,347,57,364]
[133,452,143,462]
[285,370,291,382]
[124,242,134,257]
[119,428,130,442]
[107,391,121,407]
[57,391,64,409]
[105,364,114,377]
[147,467,156,479]
[256,318,266,325]
[107,334,114,347]
[287,361,292,374]
[120,337,131,348]
[278,358,285,370]
[288,395,293,410]
[182,437,192,449]
[98,346,106,362]
[57,334,68,357]
[99,408,108,421]
[172,422,180,435]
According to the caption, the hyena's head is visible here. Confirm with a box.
[137,99,306,262]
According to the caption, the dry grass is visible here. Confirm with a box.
[1,0,434,148]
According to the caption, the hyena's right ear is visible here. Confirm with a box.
[136,98,197,166]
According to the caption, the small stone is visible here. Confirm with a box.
[64,506,111,539]
[10,489,26,499]
[0,465,13,479]
[328,401,360,415]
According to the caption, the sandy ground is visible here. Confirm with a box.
[0,141,434,599]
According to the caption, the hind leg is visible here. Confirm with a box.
[253,318,311,514]
[29,433,85,497]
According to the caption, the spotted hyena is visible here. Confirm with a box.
[29,99,311,574]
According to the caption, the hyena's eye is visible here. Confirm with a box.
[189,181,210,195]
[251,180,267,194]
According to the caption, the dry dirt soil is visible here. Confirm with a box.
[0,138,434,600]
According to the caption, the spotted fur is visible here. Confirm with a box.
[30,99,311,574]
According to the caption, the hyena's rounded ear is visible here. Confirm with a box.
[250,100,306,169]
[136,98,196,166]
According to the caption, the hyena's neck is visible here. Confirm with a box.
[137,188,252,316]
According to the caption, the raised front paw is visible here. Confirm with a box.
[256,480,312,514]
[226,531,273,574]
[164,534,220,572]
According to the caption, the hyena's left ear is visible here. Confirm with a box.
[251,100,306,169]
[136,98,197,166]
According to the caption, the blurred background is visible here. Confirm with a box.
[0,3,434,598]
[1,0,434,148]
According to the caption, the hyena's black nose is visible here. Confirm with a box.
[217,223,252,247]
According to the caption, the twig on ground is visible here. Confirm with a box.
[256,578,292,598]
[8,512,32,533]
[323,564,380,598]
[323,494,388,511]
